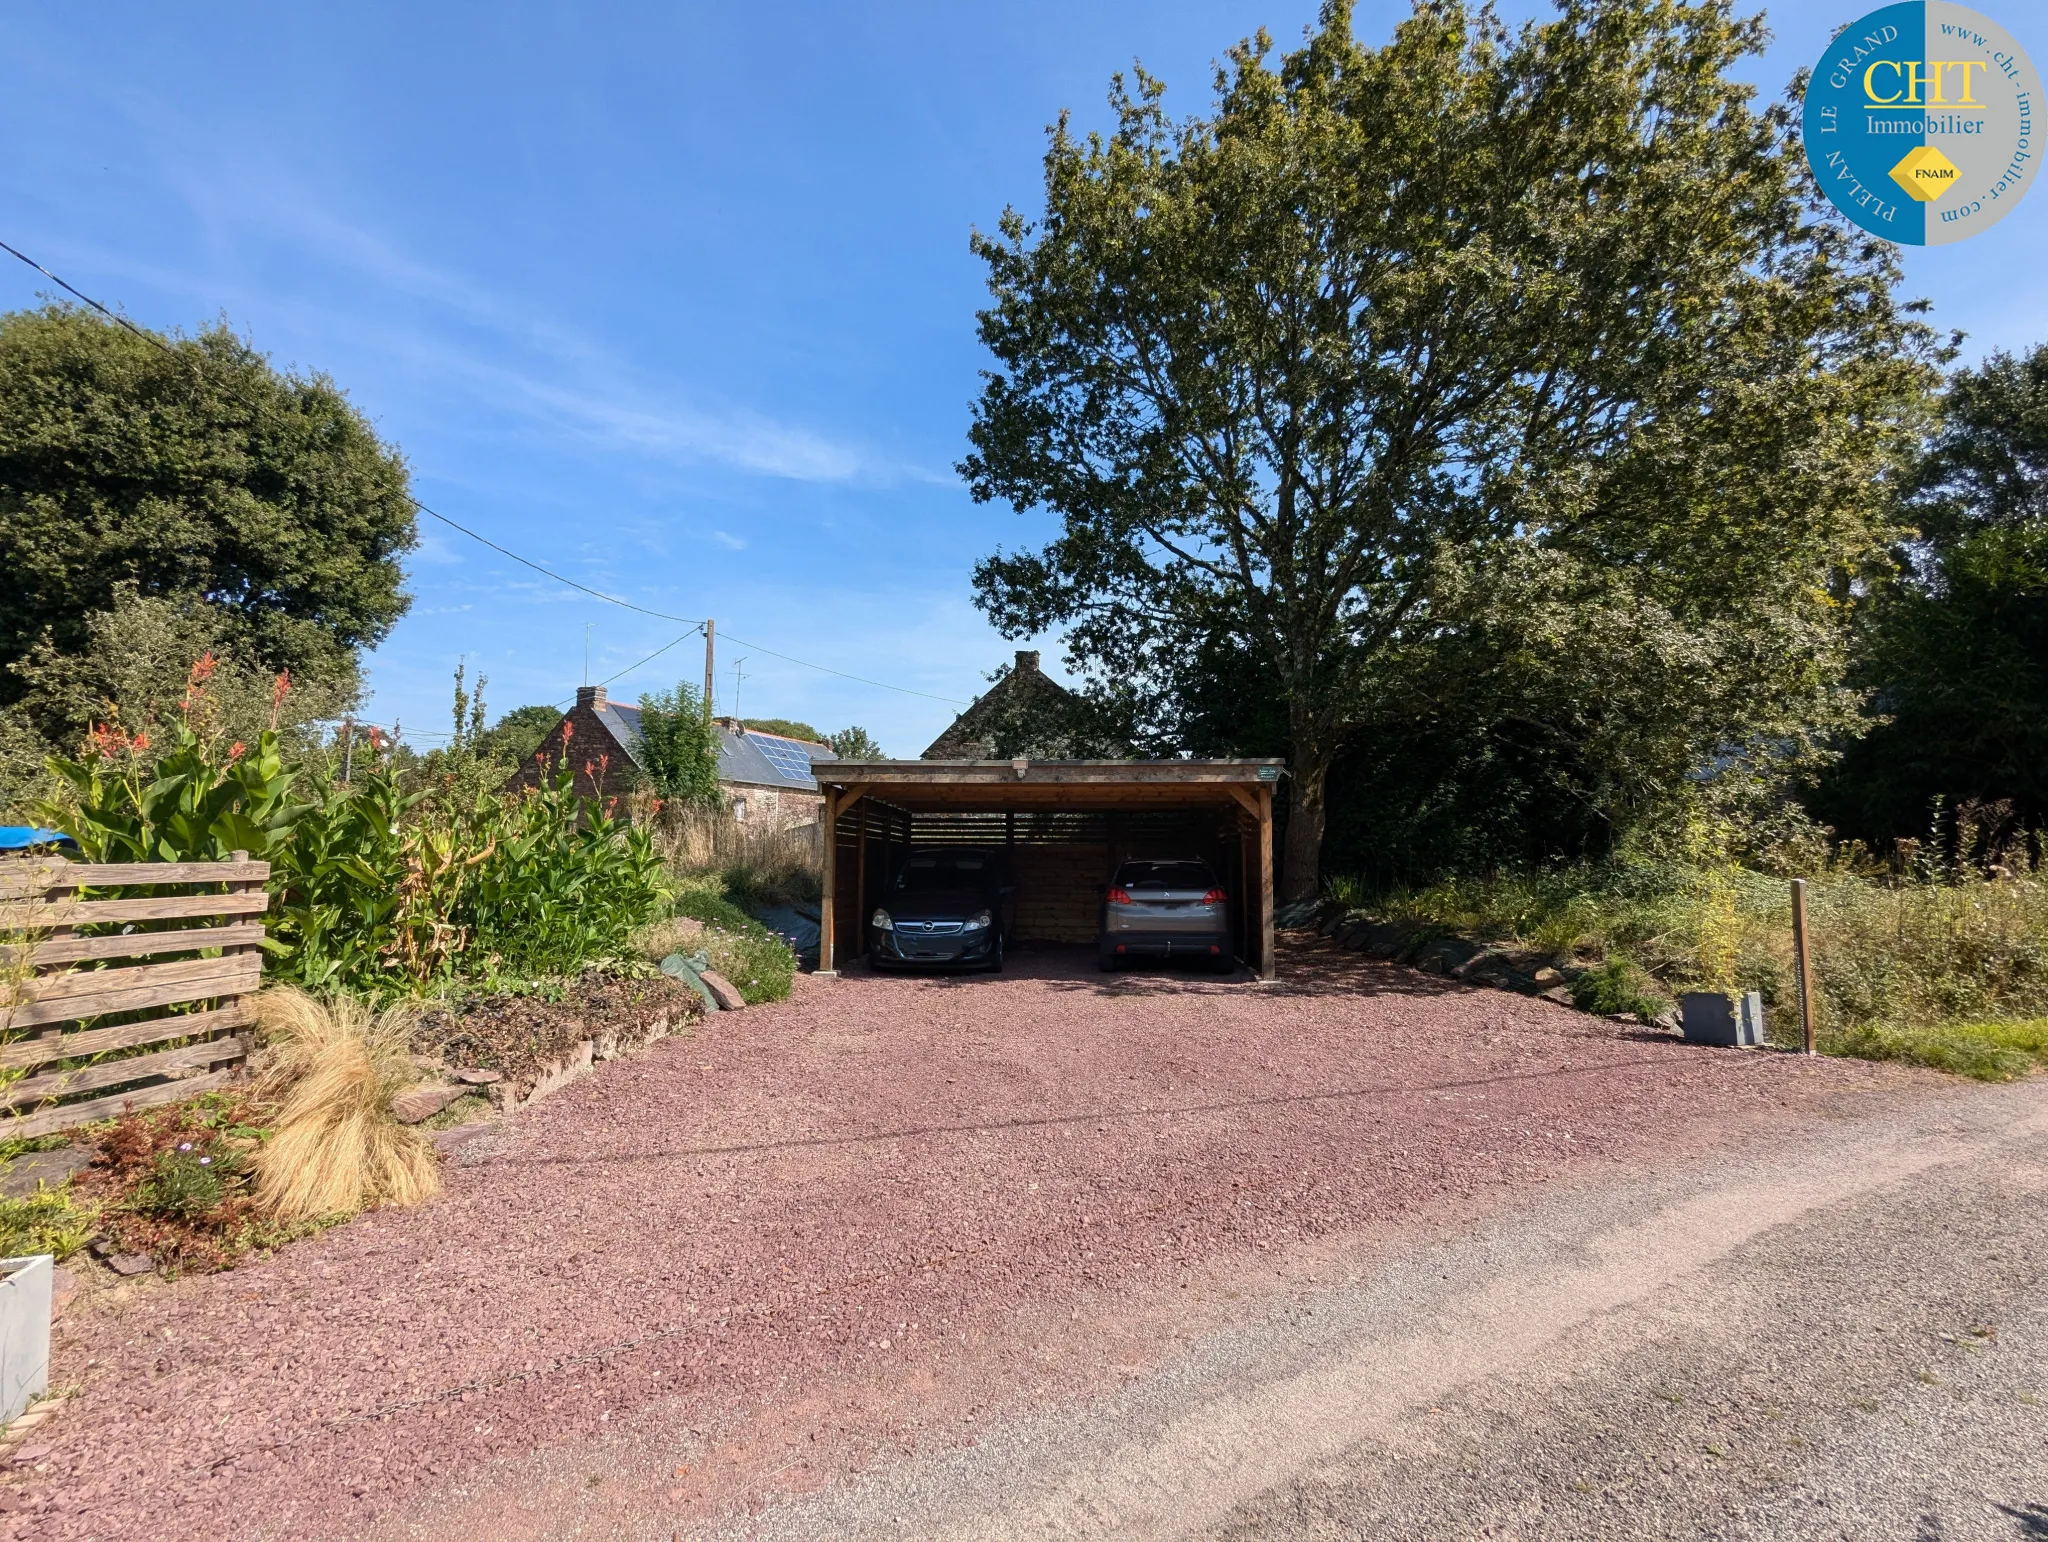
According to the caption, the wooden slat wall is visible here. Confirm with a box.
[1,854,267,1137]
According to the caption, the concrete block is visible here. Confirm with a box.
[0,1256,51,1424]
[1680,991,1766,1047]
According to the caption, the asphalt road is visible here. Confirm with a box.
[729,1077,2048,1542]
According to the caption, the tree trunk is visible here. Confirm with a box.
[1281,749,1329,903]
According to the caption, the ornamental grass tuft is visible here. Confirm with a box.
[252,987,440,1223]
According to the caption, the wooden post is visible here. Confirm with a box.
[817,789,838,975]
[1257,786,1276,980]
[1792,877,1815,1055]
[702,619,716,720]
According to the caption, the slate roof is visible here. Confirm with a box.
[592,704,828,791]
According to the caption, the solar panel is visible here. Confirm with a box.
[753,737,817,784]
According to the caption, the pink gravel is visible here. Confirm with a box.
[17,942,1902,1540]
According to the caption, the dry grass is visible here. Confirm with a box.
[251,987,441,1224]
[648,804,822,908]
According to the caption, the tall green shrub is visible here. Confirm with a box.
[636,682,721,806]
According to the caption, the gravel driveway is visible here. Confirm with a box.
[15,940,1914,1541]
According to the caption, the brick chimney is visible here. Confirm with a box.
[575,685,608,711]
[1014,650,1041,674]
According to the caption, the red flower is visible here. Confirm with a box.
[130,731,150,751]
[228,742,247,762]
[189,652,218,686]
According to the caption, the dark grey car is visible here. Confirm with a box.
[868,846,1008,972]
[1098,858,1234,972]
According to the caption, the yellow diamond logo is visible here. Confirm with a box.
[1890,145,1961,203]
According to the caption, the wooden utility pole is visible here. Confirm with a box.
[702,619,716,720]
[1792,878,1816,1055]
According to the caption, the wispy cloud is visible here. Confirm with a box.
[711,530,748,550]
[55,92,891,487]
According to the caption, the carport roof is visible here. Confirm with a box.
[810,758,1285,810]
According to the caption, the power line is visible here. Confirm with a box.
[720,630,967,705]
[553,625,703,709]
[0,238,972,707]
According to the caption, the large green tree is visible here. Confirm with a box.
[1812,344,2048,848]
[0,305,416,713]
[962,0,1939,896]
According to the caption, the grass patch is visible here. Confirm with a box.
[639,876,797,1005]
[0,1186,96,1261]
[1825,1017,2048,1082]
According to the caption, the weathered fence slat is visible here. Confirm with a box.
[0,1001,254,1071]
[8,956,262,1030]
[1,891,271,928]
[2,1069,243,1140]
[5,920,268,968]
[0,859,271,898]
[7,1036,252,1105]
[2,855,268,1136]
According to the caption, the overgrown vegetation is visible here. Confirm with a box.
[1328,832,2048,1079]
[0,1185,96,1262]
[73,1093,292,1274]
[29,658,669,997]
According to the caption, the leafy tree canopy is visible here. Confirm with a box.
[742,717,826,743]
[479,704,566,767]
[0,305,417,708]
[963,0,1941,896]
[827,725,886,760]
[1812,344,2048,848]
[638,682,722,806]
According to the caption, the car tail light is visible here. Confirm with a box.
[1201,888,1227,904]
[1107,886,1133,905]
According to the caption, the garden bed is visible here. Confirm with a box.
[410,969,703,1105]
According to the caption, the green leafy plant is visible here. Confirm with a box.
[134,1141,245,1223]
[0,1186,96,1261]
[36,655,304,864]
[1571,956,1669,1020]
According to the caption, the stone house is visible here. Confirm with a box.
[506,685,829,825]
[920,650,1128,760]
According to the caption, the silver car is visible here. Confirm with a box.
[1098,858,1234,972]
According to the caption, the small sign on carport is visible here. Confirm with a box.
[809,758,1286,979]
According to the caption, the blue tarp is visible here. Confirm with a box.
[0,827,72,852]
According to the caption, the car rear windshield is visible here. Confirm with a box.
[895,853,994,892]
[1117,861,1217,891]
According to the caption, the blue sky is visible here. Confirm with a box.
[3,1,2041,755]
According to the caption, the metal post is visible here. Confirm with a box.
[340,718,355,786]
[1792,878,1815,1055]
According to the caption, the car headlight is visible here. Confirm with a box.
[964,909,992,930]
[871,908,893,931]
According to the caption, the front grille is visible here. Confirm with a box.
[898,920,965,936]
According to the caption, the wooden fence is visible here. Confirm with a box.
[0,854,268,1138]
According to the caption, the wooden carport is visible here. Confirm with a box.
[810,759,1285,979]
